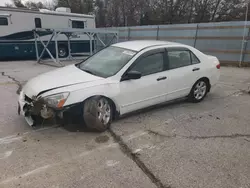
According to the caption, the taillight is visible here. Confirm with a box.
[216,64,220,69]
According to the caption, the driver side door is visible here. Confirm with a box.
[117,48,168,115]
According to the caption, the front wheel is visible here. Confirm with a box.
[189,79,209,103]
[83,97,113,132]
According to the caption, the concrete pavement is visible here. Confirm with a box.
[0,60,250,188]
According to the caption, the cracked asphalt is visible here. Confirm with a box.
[0,60,250,188]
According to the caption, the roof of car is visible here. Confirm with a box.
[112,40,180,51]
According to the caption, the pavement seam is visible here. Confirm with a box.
[244,138,250,142]
[148,130,177,139]
[108,128,170,188]
[147,130,250,140]
[1,72,22,94]
[187,134,250,140]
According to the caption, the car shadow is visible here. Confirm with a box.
[32,113,89,132]
[59,114,91,132]
[45,97,206,133]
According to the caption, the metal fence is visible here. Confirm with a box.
[102,21,250,66]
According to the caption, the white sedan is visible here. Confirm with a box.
[18,40,220,131]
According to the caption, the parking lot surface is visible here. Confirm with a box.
[0,60,250,188]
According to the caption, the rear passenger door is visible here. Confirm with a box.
[165,47,201,101]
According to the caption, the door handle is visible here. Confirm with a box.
[192,68,200,71]
[157,76,167,81]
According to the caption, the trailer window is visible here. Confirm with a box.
[35,18,42,28]
[0,18,8,26]
[72,20,84,28]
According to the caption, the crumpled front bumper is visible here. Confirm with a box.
[18,91,55,126]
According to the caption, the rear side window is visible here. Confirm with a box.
[168,50,191,69]
[0,17,8,26]
[131,53,164,76]
[72,20,85,28]
[167,49,200,69]
[35,18,42,28]
[191,52,200,64]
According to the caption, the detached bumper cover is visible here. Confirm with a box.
[18,95,36,126]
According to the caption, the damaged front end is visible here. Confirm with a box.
[18,91,69,126]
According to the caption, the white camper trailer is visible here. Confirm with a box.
[0,6,96,60]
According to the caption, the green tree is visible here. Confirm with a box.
[140,12,150,25]
[7,0,53,9]
[25,1,44,9]
[11,0,25,8]
[95,0,106,27]
[6,0,248,26]
[55,0,94,14]
[56,0,71,7]
[81,0,94,14]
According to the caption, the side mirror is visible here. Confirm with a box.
[121,71,142,81]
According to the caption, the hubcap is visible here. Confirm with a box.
[194,81,207,100]
[97,98,111,125]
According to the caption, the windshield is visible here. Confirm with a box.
[78,46,136,78]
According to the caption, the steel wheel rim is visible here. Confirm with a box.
[194,81,206,100]
[97,98,111,125]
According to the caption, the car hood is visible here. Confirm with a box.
[23,65,104,97]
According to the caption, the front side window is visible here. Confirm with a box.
[0,17,8,26]
[78,46,136,78]
[72,20,85,28]
[131,53,164,76]
[35,18,42,28]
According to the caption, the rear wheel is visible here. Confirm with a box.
[58,45,68,58]
[189,79,209,103]
[83,97,113,132]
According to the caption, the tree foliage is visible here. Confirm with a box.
[5,0,249,27]
[7,0,55,9]
[11,0,25,8]
[54,0,94,14]
[94,0,248,27]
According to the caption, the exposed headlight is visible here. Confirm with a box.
[43,92,69,108]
